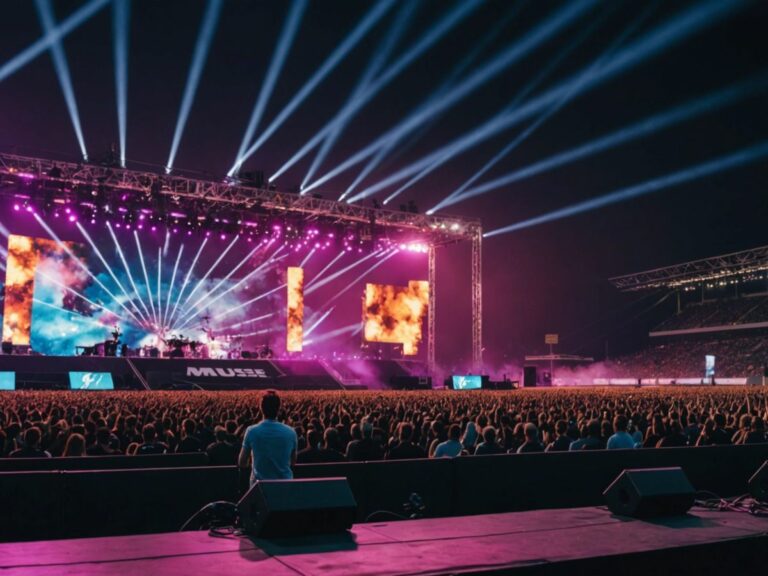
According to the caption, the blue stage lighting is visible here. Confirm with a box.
[440,73,768,210]
[485,140,768,238]
[0,0,109,83]
[34,0,89,161]
[301,0,418,189]
[230,0,307,176]
[302,0,598,195]
[112,0,130,167]
[166,0,224,172]
[233,0,395,173]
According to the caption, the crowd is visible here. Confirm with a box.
[1,387,767,464]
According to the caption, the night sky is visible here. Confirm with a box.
[1,0,767,368]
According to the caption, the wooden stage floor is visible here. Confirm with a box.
[1,506,767,575]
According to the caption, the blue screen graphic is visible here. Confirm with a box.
[0,372,15,390]
[69,372,115,390]
[452,375,482,390]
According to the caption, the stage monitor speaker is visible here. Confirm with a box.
[238,478,357,538]
[523,366,537,387]
[748,461,768,502]
[603,467,694,518]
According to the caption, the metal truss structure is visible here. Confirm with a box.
[610,244,768,292]
[0,152,483,371]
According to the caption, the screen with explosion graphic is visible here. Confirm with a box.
[363,281,429,355]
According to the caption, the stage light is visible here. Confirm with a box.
[484,139,768,238]
[233,0,395,174]
[230,0,307,176]
[134,231,159,326]
[0,0,109,84]
[436,73,768,210]
[76,222,149,325]
[105,221,153,322]
[167,238,209,327]
[301,0,476,189]
[112,0,130,167]
[165,0,224,172]
[34,0,89,161]
[34,215,145,328]
[302,0,599,195]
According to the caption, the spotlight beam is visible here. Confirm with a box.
[173,234,239,320]
[174,249,288,330]
[76,222,149,325]
[232,0,307,174]
[162,243,184,329]
[352,0,748,204]
[305,249,346,288]
[106,221,152,321]
[32,298,106,328]
[212,283,287,323]
[157,247,162,328]
[304,306,335,338]
[299,247,317,268]
[274,0,481,185]
[34,0,89,161]
[167,238,209,327]
[0,0,109,83]
[211,311,277,334]
[342,2,525,200]
[314,249,396,311]
[440,73,768,209]
[112,0,130,167]
[306,250,381,294]
[134,231,159,326]
[305,323,361,347]
[232,0,396,174]
[485,140,768,238]
[302,0,599,194]
[34,215,145,328]
[166,0,224,172]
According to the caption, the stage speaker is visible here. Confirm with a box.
[523,366,537,387]
[748,461,768,502]
[603,467,695,518]
[238,478,357,538]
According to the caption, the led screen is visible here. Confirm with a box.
[452,375,482,390]
[364,280,428,355]
[286,267,304,352]
[0,371,15,390]
[69,371,115,390]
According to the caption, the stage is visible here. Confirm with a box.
[1,507,767,575]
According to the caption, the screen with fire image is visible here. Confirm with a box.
[286,267,304,352]
[363,281,429,355]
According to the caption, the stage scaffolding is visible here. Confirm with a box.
[0,152,483,371]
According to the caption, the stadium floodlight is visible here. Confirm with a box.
[342,2,525,201]
[350,0,748,205]
[112,0,130,167]
[76,222,149,325]
[301,0,599,195]
[165,0,224,173]
[484,139,768,238]
[438,73,768,211]
[134,231,159,326]
[232,0,396,175]
[0,0,109,83]
[34,215,145,328]
[34,0,89,161]
[230,0,307,176]
[300,0,418,189]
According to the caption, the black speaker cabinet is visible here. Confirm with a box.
[238,478,357,538]
[603,467,695,518]
[523,366,537,387]
[748,461,768,502]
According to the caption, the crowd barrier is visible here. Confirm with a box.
[2,444,766,542]
[0,452,209,472]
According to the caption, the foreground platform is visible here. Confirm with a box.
[1,506,767,575]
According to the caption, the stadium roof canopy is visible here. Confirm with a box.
[609,245,768,292]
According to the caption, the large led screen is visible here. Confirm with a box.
[364,281,429,355]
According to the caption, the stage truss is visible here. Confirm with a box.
[609,244,768,292]
[0,152,483,371]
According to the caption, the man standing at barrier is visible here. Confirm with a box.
[239,390,298,486]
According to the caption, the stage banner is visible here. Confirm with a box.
[129,358,283,388]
